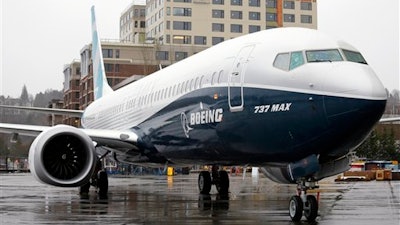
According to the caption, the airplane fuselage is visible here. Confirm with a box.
[82,28,387,167]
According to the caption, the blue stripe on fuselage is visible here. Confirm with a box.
[134,87,386,166]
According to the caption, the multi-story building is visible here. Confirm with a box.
[120,2,147,43]
[47,99,64,126]
[79,41,160,109]
[145,0,317,47]
[62,60,81,126]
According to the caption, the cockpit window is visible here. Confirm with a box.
[289,51,304,70]
[342,49,368,64]
[273,53,290,70]
[274,52,305,71]
[306,49,343,63]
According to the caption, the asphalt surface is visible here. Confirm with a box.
[0,173,399,225]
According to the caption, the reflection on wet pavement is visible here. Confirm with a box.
[0,173,399,224]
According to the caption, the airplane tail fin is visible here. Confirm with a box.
[91,6,113,100]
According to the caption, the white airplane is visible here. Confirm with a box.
[0,6,397,222]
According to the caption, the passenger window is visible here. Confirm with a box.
[289,51,304,70]
[181,82,185,93]
[342,49,367,64]
[200,76,204,88]
[273,53,290,70]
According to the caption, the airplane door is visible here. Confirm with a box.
[228,45,255,112]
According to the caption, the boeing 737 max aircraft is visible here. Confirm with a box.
[0,7,397,222]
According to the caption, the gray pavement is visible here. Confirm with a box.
[0,173,399,225]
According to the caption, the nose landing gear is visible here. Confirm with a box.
[289,179,319,222]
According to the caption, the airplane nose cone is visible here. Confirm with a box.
[322,63,387,154]
[325,62,387,100]
[324,63,387,122]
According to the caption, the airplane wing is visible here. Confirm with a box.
[379,117,400,123]
[0,122,139,153]
[0,104,83,117]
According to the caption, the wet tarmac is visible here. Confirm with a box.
[0,173,399,225]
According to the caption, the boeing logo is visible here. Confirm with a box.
[190,108,223,126]
[181,103,224,138]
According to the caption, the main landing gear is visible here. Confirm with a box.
[289,179,319,222]
[198,166,229,195]
[79,152,109,199]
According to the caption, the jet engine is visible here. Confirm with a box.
[28,125,97,187]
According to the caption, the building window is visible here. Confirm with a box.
[212,23,224,32]
[249,12,260,20]
[175,52,188,61]
[231,11,242,19]
[231,0,242,6]
[301,15,312,24]
[266,0,276,8]
[140,9,146,17]
[301,2,312,10]
[194,36,207,45]
[115,49,120,58]
[212,37,224,45]
[140,21,145,28]
[212,0,224,4]
[249,0,260,7]
[284,14,295,22]
[173,35,191,44]
[156,51,169,60]
[266,13,277,21]
[283,1,295,9]
[104,64,114,72]
[102,49,113,58]
[212,9,224,18]
[173,21,192,30]
[231,24,242,33]
[174,0,192,2]
[249,25,260,33]
[173,7,192,16]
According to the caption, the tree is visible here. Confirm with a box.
[19,85,30,106]
[356,128,400,161]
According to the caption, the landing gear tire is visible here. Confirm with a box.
[289,195,303,222]
[97,170,108,198]
[304,195,318,222]
[198,171,212,194]
[79,182,91,197]
[216,170,229,195]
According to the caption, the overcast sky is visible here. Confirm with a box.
[1,0,399,98]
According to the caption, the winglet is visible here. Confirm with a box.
[91,6,113,100]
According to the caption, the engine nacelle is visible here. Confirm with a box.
[29,125,97,187]
[260,154,351,184]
